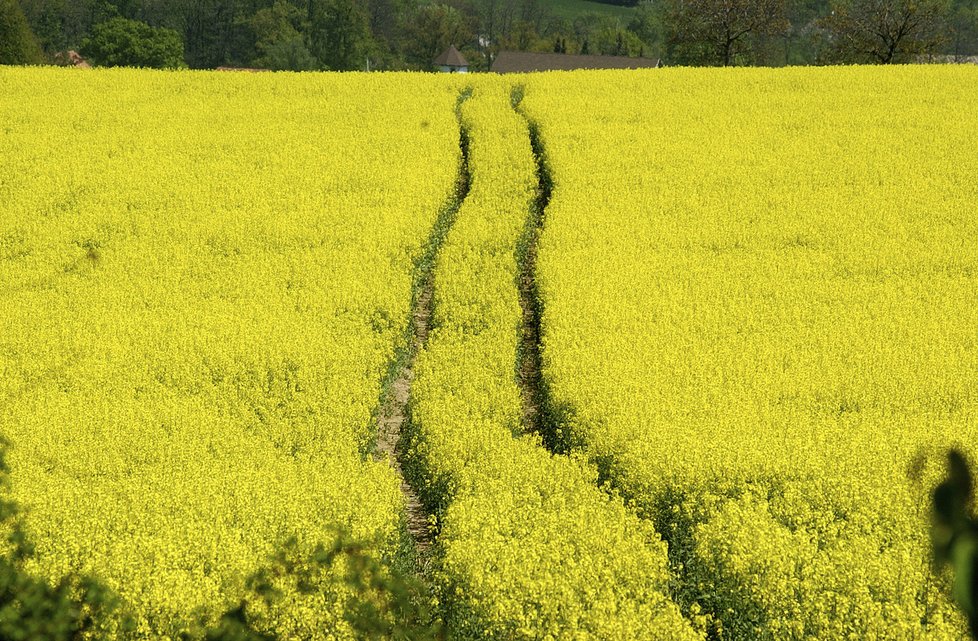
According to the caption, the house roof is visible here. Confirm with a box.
[69,51,91,68]
[491,51,660,73]
[53,50,91,68]
[434,45,468,67]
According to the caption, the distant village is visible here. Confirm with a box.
[433,45,660,73]
[52,44,662,74]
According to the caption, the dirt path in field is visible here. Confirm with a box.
[373,90,472,561]
[373,291,434,553]
[512,86,557,449]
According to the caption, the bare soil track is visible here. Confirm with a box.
[373,286,435,554]
[372,90,472,559]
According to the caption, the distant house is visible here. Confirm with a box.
[434,46,469,73]
[491,51,660,73]
[54,50,91,69]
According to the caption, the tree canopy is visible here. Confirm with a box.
[81,16,186,68]
[0,0,42,64]
[9,0,978,70]
[821,0,951,62]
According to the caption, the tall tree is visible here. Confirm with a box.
[308,0,371,70]
[362,0,417,68]
[81,16,186,67]
[18,0,68,53]
[593,24,645,55]
[247,0,317,69]
[779,0,827,65]
[662,0,790,65]
[948,0,978,57]
[0,0,43,63]
[168,0,261,68]
[821,0,949,62]
[404,3,469,67]
[364,0,408,43]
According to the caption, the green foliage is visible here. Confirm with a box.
[308,0,372,70]
[403,4,470,68]
[237,534,442,641]
[0,439,129,640]
[0,0,43,64]
[249,1,317,70]
[81,16,185,68]
[949,0,978,56]
[249,1,305,56]
[932,450,978,638]
[259,34,318,71]
[194,532,441,641]
[0,435,438,641]
[545,0,638,20]
[628,2,664,54]
[592,24,645,54]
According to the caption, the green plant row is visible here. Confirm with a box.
[403,80,701,641]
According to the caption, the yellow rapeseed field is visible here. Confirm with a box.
[0,67,460,638]
[405,81,698,640]
[3,64,977,640]
[520,66,978,638]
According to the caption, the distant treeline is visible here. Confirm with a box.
[1,0,977,70]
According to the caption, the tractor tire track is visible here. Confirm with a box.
[373,88,472,561]
[512,85,562,452]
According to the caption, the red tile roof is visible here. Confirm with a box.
[491,51,660,73]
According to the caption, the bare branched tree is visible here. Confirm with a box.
[663,0,791,65]
[820,0,950,62]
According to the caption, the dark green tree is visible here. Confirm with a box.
[0,0,43,64]
[17,0,69,53]
[362,0,415,68]
[81,16,186,67]
[404,3,470,68]
[308,0,372,70]
[777,0,827,65]
[247,0,316,70]
[948,0,978,57]
[168,0,262,69]
[260,33,317,69]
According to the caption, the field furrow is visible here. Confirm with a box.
[372,87,473,560]
[520,66,978,639]
[404,81,699,641]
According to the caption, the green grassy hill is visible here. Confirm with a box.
[545,0,638,20]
